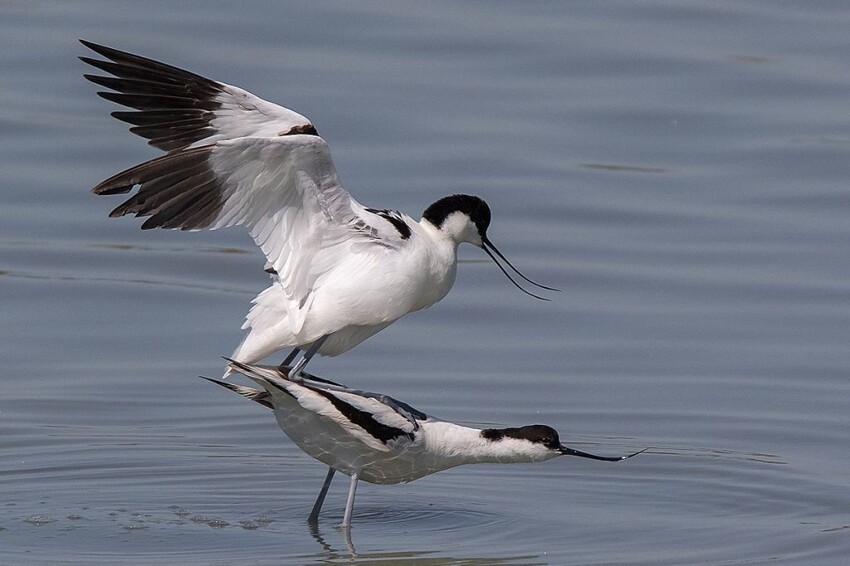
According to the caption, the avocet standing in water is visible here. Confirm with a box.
[80,40,557,379]
[205,359,644,527]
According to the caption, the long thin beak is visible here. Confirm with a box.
[559,446,647,461]
[481,236,559,301]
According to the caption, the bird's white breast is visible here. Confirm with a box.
[301,220,458,332]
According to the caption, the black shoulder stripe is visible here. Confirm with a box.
[312,388,413,444]
[361,392,427,425]
[262,376,297,399]
[365,208,411,240]
[280,124,319,136]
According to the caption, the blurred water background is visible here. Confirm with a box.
[2,1,849,563]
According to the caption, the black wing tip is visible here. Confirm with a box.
[82,73,106,85]
[79,39,126,59]
[78,56,99,68]
[92,184,133,196]
[200,373,236,391]
[79,38,220,87]
[200,375,274,409]
[94,90,121,103]
[79,38,100,52]
[79,40,126,63]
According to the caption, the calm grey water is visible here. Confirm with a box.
[2,1,850,564]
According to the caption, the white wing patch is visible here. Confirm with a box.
[206,136,378,329]
[202,83,313,146]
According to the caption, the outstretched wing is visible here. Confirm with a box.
[91,134,384,330]
[81,41,408,329]
[80,40,316,151]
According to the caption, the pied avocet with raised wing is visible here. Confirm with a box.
[80,40,557,379]
[205,360,644,527]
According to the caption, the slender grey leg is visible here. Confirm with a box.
[342,522,356,555]
[280,347,300,368]
[307,467,336,524]
[288,335,329,381]
[341,472,358,528]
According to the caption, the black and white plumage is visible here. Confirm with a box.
[80,40,557,378]
[205,360,643,527]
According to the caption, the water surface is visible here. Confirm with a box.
[2,1,850,564]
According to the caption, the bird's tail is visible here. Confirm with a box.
[199,376,273,409]
[223,284,303,378]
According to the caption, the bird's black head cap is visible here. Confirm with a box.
[423,194,491,235]
[481,424,561,451]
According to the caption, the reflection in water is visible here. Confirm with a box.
[578,163,668,173]
[642,446,784,465]
[298,500,547,564]
[0,238,256,294]
[0,267,252,295]
[0,238,254,256]
[308,520,356,557]
[306,519,541,565]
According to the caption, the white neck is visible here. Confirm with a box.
[422,422,558,465]
[419,213,481,247]
[419,217,457,248]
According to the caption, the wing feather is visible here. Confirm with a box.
[91,135,405,325]
[80,40,314,151]
[226,361,420,451]
[83,41,410,322]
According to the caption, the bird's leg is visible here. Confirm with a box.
[279,348,301,368]
[342,522,356,555]
[341,472,359,528]
[307,467,336,524]
[288,335,328,381]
